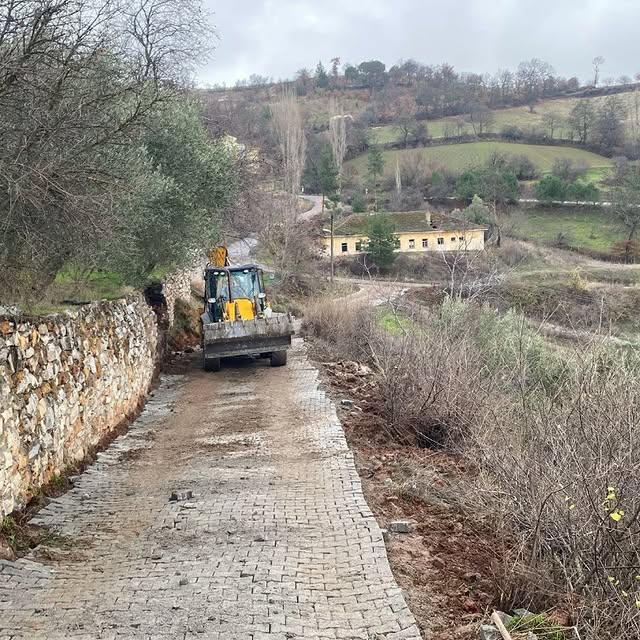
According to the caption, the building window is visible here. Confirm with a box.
[341,242,348,253]
[459,236,464,241]
[451,236,456,242]
[408,239,415,249]
[355,241,362,252]
[437,237,444,245]
[422,238,428,248]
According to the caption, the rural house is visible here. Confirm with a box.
[322,210,487,256]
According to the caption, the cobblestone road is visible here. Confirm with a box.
[0,340,421,639]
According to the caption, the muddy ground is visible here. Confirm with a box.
[315,359,501,640]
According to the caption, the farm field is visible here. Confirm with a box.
[507,205,624,253]
[370,88,640,143]
[346,141,613,177]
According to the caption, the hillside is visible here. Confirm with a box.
[345,141,613,177]
[508,204,624,254]
[370,89,640,143]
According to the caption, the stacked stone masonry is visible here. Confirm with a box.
[161,267,194,328]
[0,297,158,516]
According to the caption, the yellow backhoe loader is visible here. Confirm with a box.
[200,247,293,372]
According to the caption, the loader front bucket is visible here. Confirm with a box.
[201,312,293,362]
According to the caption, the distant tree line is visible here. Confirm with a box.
[293,57,587,110]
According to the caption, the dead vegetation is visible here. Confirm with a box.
[304,295,640,640]
[316,358,497,639]
[0,472,76,560]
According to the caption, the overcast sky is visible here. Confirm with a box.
[198,0,640,87]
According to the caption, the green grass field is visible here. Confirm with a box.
[346,141,612,177]
[508,206,624,253]
[370,89,640,144]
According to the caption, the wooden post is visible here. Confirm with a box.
[490,611,514,640]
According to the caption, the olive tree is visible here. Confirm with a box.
[0,0,216,301]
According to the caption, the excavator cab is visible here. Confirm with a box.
[205,265,270,322]
[201,248,292,372]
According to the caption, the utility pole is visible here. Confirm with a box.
[330,211,334,282]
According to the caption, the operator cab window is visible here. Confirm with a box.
[210,271,230,301]
[229,270,259,299]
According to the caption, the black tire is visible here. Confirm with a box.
[270,351,287,367]
[203,356,221,372]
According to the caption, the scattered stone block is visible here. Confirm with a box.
[513,608,533,618]
[389,520,412,534]
[479,624,501,640]
[169,489,193,502]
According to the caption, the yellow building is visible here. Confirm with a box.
[322,210,487,256]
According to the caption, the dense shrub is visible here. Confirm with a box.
[535,175,568,201]
[566,181,600,202]
[535,176,599,203]
[427,169,459,198]
[456,166,519,202]
[501,125,525,141]
[350,193,367,213]
[305,296,640,639]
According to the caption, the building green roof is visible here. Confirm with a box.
[329,210,487,237]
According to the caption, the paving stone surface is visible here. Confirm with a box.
[0,339,421,639]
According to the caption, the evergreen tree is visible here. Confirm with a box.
[318,151,338,210]
[315,61,329,88]
[366,146,385,211]
[534,175,568,202]
[365,214,398,269]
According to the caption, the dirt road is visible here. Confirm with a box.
[0,340,420,639]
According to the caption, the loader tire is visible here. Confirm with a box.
[270,351,287,367]
[203,356,221,372]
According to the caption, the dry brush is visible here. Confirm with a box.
[304,294,640,639]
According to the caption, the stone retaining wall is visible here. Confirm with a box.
[0,297,159,516]
[162,267,195,327]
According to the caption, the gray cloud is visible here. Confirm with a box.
[199,0,640,86]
